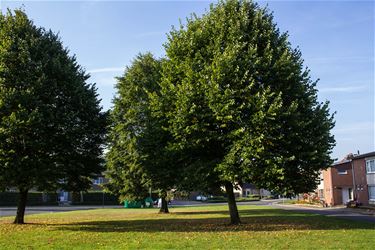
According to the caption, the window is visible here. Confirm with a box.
[93,177,103,185]
[337,169,347,175]
[318,189,324,199]
[368,186,375,200]
[366,159,375,173]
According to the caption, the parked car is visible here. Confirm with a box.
[196,195,207,201]
[346,200,361,208]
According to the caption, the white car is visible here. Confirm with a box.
[196,195,207,201]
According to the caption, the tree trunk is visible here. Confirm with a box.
[14,189,28,224]
[159,197,169,213]
[225,181,241,225]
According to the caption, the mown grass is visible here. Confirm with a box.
[0,205,374,249]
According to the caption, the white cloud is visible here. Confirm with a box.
[87,67,124,74]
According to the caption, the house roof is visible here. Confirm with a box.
[352,151,375,160]
[242,183,257,189]
[332,159,351,167]
[332,151,375,166]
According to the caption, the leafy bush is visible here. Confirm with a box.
[237,197,260,202]
[206,196,227,203]
[205,196,261,203]
[247,194,260,199]
[71,192,119,205]
[263,195,276,200]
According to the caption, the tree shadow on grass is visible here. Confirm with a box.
[172,208,317,217]
[51,209,375,233]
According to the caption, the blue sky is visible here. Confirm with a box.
[1,0,374,160]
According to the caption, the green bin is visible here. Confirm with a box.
[144,197,154,208]
[124,200,142,208]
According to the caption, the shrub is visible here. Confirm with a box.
[247,194,261,199]
[71,192,119,205]
[206,196,227,203]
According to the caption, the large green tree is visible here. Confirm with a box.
[106,53,177,213]
[0,10,107,224]
[156,0,335,224]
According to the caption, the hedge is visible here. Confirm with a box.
[71,192,120,205]
[0,192,58,206]
[0,192,120,206]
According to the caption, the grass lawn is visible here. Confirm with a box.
[1,205,374,249]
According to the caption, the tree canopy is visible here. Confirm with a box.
[0,9,107,224]
[154,0,335,224]
[105,53,178,212]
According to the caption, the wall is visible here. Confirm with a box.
[322,169,333,206]
[332,162,354,205]
[365,156,375,185]
[352,158,369,205]
[364,156,375,205]
[322,162,355,206]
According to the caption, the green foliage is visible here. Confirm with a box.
[205,195,260,203]
[0,10,107,193]
[247,194,261,199]
[206,196,227,203]
[157,0,335,195]
[106,53,177,202]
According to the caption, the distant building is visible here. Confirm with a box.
[189,183,272,201]
[239,183,272,198]
[58,176,110,204]
[224,183,271,198]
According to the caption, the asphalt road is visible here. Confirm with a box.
[0,205,122,217]
[0,200,269,218]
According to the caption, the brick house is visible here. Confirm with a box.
[319,160,355,206]
[353,152,375,205]
[318,151,375,206]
